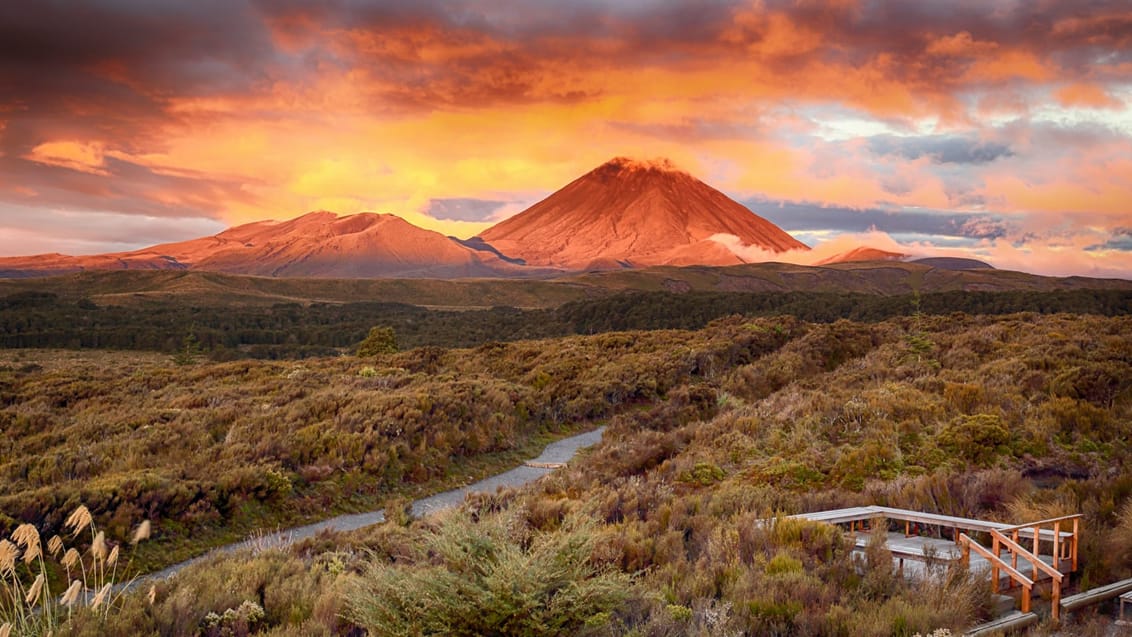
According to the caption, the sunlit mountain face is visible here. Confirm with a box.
[1,1,1130,278]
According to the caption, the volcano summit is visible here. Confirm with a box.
[479,157,808,269]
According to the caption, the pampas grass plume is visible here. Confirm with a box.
[65,506,93,537]
[0,540,15,575]
[91,583,111,609]
[24,573,44,605]
[47,534,63,557]
[91,531,107,562]
[61,580,82,607]
[61,548,80,569]
[131,520,151,545]
[11,524,41,563]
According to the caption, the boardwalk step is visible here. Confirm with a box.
[964,611,1039,636]
[1060,577,1132,612]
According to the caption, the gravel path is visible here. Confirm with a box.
[136,426,605,585]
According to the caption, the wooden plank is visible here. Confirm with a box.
[997,513,1083,533]
[964,611,1039,636]
[868,506,1007,532]
[865,507,1072,538]
[1060,577,1132,612]
[849,534,960,561]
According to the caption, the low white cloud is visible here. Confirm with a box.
[709,230,917,266]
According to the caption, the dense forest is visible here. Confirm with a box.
[1,288,1130,358]
[2,311,1132,635]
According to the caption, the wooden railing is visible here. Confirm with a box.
[960,533,1035,613]
[996,514,1081,574]
[959,514,1082,622]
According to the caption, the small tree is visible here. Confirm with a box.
[171,332,202,366]
[356,326,397,357]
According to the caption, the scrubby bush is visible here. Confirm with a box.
[356,326,397,357]
[345,509,631,636]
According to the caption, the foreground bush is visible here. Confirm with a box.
[345,508,631,636]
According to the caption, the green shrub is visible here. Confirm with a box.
[356,326,397,357]
[936,414,1010,467]
[345,509,631,636]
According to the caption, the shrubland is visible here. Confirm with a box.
[0,317,791,572]
[1,288,1128,358]
[2,311,1131,635]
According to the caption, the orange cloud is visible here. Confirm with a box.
[926,31,999,57]
[3,0,1132,276]
[25,141,109,175]
[1055,83,1124,109]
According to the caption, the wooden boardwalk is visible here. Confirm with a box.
[791,505,1081,621]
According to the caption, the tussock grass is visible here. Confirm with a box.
[0,505,149,636]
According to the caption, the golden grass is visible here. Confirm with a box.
[0,504,151,636]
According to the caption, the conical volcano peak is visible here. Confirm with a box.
[479,156,808,268]
[594,156,687,177]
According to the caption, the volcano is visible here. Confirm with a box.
[0,212,526,279]
[477,157,808,269]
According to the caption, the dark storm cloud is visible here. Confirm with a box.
[0,0,283,155]
[4,0,1130,129]
[251,0,1132,112]
[868,135,1014,165]
[745,199,1012,240]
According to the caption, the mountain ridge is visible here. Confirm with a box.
[0,157,1023,280]
[0,211,547,279]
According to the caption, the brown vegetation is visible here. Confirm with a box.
[2,311,1131,635]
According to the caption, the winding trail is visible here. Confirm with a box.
[137,427,606,584]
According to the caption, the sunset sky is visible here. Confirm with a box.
[2,0,1131,277]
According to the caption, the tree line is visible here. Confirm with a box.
[0,288,1129,357]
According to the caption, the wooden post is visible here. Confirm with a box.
[1022,586,1031,614]
[992,534,1001,593]
[1052,580,1061,622]
[1072,517,1079,572]
[1012,530,1019,577]
[1033,524,1041,561]
[905,520,910,537]
[1053,520,1061,572]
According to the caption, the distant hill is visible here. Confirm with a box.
[477,157,808,268]
[912,257,994,270]
[0,212,550,279]
[815,246,905,265]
